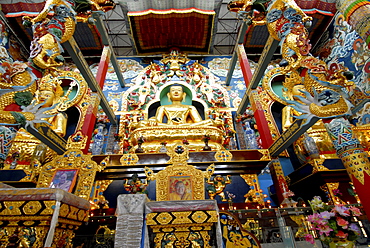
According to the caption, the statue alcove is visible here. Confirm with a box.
[5,71,88,165]
[128,82,224,152]
[64,106,80,139]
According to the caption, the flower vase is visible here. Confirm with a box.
[329,238,355,248]
[92,124,105,155]
[203,140,211,151]
[135,143,144,153]
[113,140,121,154]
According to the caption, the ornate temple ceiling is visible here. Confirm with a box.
[1,0,337,57]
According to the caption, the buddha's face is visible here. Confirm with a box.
[169,86,184,101]
[38,89,55,107]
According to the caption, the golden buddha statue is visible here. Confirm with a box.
[128,83,225,152]
[282,83,305,132]
[6,78,68,165]
[34,80,68,137]
[141,84,222,127]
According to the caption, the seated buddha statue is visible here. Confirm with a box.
[133,84,222,128]
[34,80,68,137]
[129,84,225,152]
[6,79,68,165]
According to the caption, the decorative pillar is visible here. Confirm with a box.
[269,158,290,205]
[81,92,100,153]
[250,90,274,148]
[81,46,111,153]
[324,117,370,216]
[236,44,253,88]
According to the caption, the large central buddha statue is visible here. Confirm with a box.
[128,83,225,152]
[136,84,222,127]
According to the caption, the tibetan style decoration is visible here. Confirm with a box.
[206,175,232,201]
[144,145,215,201]
[229,0,353,124]
[0,125,17,163]
[119,153,139,166]
[119,51,234,153]
[214,150,233,162]
[220,211,261,248]
[241,174,265,205]
[37,149,106,200]
[123,173,148,194]
[324,118,370,185]
[0,147,106,247]
[22,0,115,69]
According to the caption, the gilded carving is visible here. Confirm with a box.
[191,211,208,224]
[40,201,56,215]
[22,201,42,215]
[90,180,113,209]
[310,159,328,173]
[2,201,24,215]
[241,174,264,205]
[320,183,346,205]
[145,145,214,201]
[67,206,79,220]
[258,149,271,161]
[156,212,173,225]
[172,212,191,224]
[120,153,139,166]
[290,215,308,238]
[215,150,233,162]
[59,204,70,218]
[118,51,235,153]
[36,149,104,201]
[207,175,231,201]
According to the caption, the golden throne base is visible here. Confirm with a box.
[130,126,225,152]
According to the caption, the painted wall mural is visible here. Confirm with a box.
[314,13,370,109]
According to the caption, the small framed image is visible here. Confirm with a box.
[168,175,193,201]
[362,114,370,125]
[49,169,78,192]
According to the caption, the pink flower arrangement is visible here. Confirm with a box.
[305,196,362,245]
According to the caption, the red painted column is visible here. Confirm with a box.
[236,44,273,148]
[81,92,101,153]
[81,46,111,153]
[250,90,274,148]
[236,44,253,88]
[269,158,290,204]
